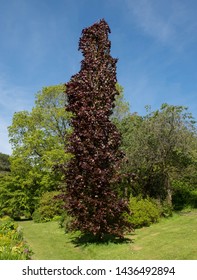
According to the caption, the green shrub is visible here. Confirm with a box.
[32,191,64,223]
[189,190,197,208]
[172,181,197,210]
[159,201,173,217]
[58,212,74,233]
[153,200,173,218]
[127,196,160,228]
[0,217,32,260]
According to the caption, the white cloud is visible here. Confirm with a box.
[125,0,197,50]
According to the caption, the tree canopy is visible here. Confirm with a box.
[118,104,197,204]
[0,153,10,173]
[0,85,73,217]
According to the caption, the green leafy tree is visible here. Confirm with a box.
[9,84,72,172]
[5,84,72,217]
[0,174,33,218]
[119,104,197,205]
[111,84,130,123]
[0,153,10,173]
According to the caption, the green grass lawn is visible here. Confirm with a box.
[18,210,197,260]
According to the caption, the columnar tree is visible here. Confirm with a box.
[65,19,131,238]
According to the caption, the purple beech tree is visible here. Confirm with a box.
[65,19,131,239]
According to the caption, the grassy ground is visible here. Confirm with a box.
[18,210,197,260]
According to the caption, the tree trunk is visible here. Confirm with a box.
[165,174,172,206]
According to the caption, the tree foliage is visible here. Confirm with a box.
[9,84,72,171]
[111,84,130,123]
[64,19,131,238]
[0,153,10,173]
[32,191,64,223]
[118,104,197,204]
[2,85,73,217]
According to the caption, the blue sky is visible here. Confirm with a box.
[1,0,197,154]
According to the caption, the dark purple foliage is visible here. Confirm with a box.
[65,19,131,238]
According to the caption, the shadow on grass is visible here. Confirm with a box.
[70,233,134,247]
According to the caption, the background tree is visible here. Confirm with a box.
[65,19,131,239]
[0,153,10,173]
[118,104,197,205]
[9,84,72,172]
[111,84,130,123]
[4,84,72,218]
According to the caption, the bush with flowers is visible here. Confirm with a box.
[0,216,33,259]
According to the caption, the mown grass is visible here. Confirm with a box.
[19,210,197,260]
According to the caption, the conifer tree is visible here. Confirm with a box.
[65,19,131,239]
